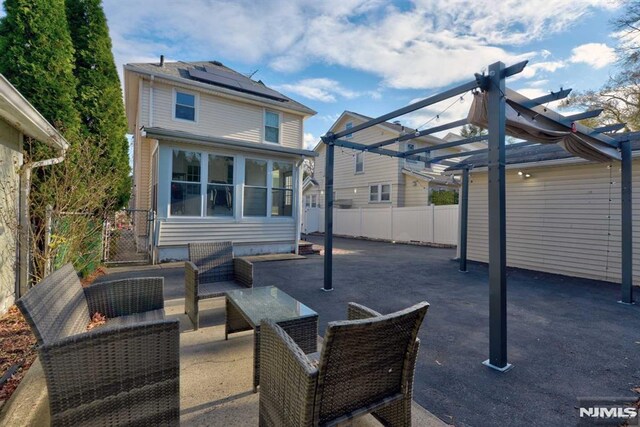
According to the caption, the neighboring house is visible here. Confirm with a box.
[303,111,467,209]
[0,74,68,315]
[447,142,640,284]
[123,59,316,261]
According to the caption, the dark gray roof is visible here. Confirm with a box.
[446,140,640,171]
[125,60,316,115]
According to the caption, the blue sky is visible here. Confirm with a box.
[2,1,628,148]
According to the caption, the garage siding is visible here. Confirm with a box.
[467,159,640,283]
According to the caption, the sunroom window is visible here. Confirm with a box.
[272,162,293,216]
[207,155,234,216]
[171,150,201,216]
[244,159,268,216]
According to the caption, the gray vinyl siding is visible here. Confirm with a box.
[467,159,640,283]
[157,221,295,246]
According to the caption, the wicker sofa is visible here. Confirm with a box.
[185,241,253,330]
[16,263,180,427]
[259,301,429,427]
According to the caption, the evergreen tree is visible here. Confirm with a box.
[0,0,80,137]
[66,0,130,207]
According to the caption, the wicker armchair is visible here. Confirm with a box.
[259,301,429,427]
[185,241,253,330]
[16,263,180,427]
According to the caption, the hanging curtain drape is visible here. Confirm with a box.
[467,92,620,162]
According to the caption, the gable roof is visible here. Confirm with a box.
[312,110,447,152]
[124,60,316,116]
[446,140,640,171]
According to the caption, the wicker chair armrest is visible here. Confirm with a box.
[259,320,318,426]
[39,320,180,416]
[233,258,253,288]
[84,277,164,318]
[347,302,383,321]
[185,261,199,293]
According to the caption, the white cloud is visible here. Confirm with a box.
[569,43,617,69]
[100,0,619,91]
[273,78,380,102]
[303,132,318,150]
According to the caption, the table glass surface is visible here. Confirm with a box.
[226,286,317,326]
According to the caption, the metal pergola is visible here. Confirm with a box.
[320,60,638,372]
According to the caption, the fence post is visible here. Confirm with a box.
[43,205,53,277]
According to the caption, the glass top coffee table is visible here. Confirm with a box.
[225,286,318,392]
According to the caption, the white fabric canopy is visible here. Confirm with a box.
[467,92,620,162]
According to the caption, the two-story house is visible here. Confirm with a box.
[124,59,316,262]
[303,111,475,209]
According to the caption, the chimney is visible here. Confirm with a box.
[160,55,165,67]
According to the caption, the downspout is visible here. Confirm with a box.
[17,145,66,297]
[294,157,304,255]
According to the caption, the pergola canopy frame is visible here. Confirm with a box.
[320,60,637,372]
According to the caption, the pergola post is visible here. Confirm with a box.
[483,61,511,372]
[459,167,469,272]
[323,138,335,291]
[620,139,633,304]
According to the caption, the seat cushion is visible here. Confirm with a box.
[105,309,166,327]
[199,280,246,299]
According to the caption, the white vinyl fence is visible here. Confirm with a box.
[303,205,458,246]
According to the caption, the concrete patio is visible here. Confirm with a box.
[93,235,640,426]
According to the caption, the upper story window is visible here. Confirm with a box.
[171,150,201,216]
[405,142,418,165]
[264,110,280,143]
[355,152,364,174]
[175,91,196,121]
[345,122,353,139]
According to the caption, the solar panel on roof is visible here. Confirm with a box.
[187,67,288,102]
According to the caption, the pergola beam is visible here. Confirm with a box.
[427,141,537,164]
[402,134,487,156]
[593,123,626,134]
[516,88,572,109]
[564,109,604,122]
[367,118,469,150]
[506,88,618,148]
[330,80,481,140]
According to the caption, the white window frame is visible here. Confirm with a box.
[172,88,198,123]
[354,151,364,174]
[205,153,235,218]
[369,183,392,204]
[242,158,294,219]
[345,121,353,139]
[168,148,238,219]
[169,149,204,218]
[271,161,294,217]
[263,109,282,144]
